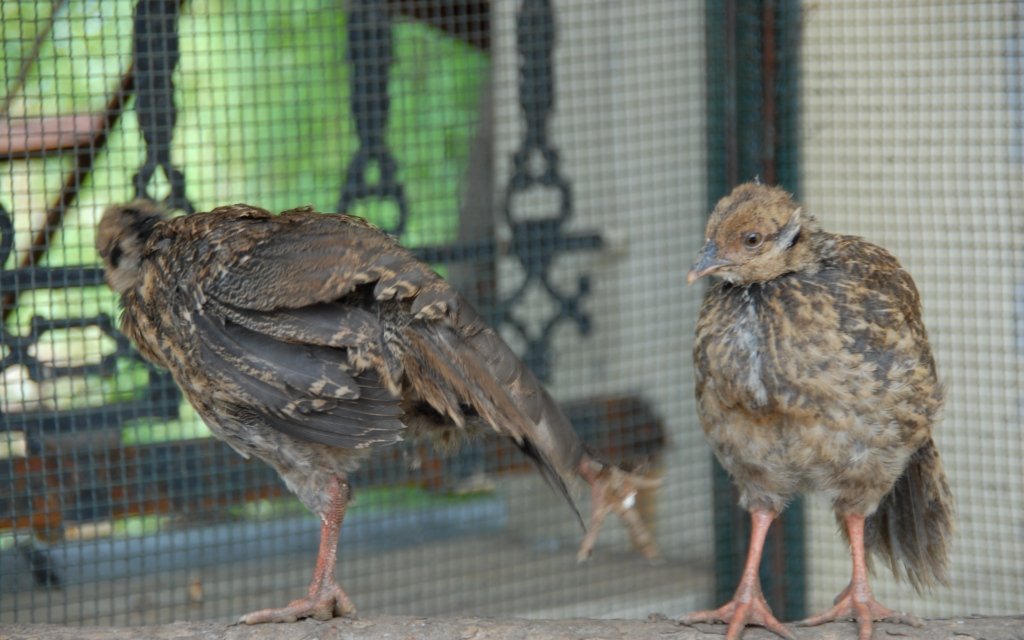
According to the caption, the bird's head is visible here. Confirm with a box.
[687,182,817,286]
[96,200,167,294]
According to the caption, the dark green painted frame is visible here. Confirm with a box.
[704,0,806,621]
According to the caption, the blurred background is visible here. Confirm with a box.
[1,0,1021,626]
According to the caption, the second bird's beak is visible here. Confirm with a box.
[687,241,731,285]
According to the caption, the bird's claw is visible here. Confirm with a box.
[680,596,794,640]
[576,458,661,563]
[238,584,356,624]
[797,589,921,640]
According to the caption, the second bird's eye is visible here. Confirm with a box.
[742,232,763,249]
[109,243,124,268]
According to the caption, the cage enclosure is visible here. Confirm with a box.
[1,0,1022,628]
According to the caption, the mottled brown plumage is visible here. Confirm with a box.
[97,201,658,624]
[682,183,953,640]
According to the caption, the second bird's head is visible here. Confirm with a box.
[96,200,169,294]
[687,182,815,287]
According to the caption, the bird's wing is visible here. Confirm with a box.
[829,237,937,377]
[200,209,572,451]
[831,237,943,427]
[196,207,583,516]
[192,307,404,450]
[742,236,942,425]
[202,207,453,317]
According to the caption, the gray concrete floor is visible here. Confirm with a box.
[2,530,710,626]
[1,478,712,626]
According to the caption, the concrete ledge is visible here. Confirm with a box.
[1,615,1021,640]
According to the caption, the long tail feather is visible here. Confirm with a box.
[856,439,954,591]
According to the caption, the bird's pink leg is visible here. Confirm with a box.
[680,508,793,640]
[239,476,356,624]
[797,513,921,640]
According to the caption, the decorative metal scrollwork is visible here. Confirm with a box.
[0,201,179,435]
[132,0,193,213]
[0,309,180,435]
[0,2,190,441]
[338,0,409,235]
[495,0,594,382]
[0,205,13,271]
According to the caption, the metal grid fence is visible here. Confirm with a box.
[1,0,1021,627]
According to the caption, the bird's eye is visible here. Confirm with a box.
[109,243,124,268]
[742,232,763,249]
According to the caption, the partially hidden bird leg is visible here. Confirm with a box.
[797,513,922,640]
[680,508,793,640]
[239,476,357,624]
[576,456,662,563]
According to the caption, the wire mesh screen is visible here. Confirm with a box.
[1,0,707,625]
[0,0,1021,629]
[798,1,1024,617]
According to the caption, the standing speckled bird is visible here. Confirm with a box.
[97,201,658,624]
[682,183,952,640]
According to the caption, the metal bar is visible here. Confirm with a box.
[0,0,69,115]
[724,0,739,188]
[760,0,777,185]
[1,399,179,435]
[0,233,602,294]
[391,0,491,51]
[0,115,105,157]
[706,0,806,620]
[1,394,665,535]
[0,266,106,292]
[0,72,134,321]
[1,0,190,322]
[771,2,806,620]
[412,231,602,265]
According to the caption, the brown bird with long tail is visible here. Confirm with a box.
[97,201,658,624]
[682,183,953,640]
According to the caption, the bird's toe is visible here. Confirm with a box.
[577,461,661,562]
[798,590,921,640]
[679,596,793,640]
[238,585,356,624]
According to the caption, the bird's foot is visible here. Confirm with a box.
[576,458,661,563]
[238,583,356,624]
[797,589,922,640]
[680,595,794,640]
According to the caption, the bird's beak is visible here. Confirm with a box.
[686,241,731,285]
